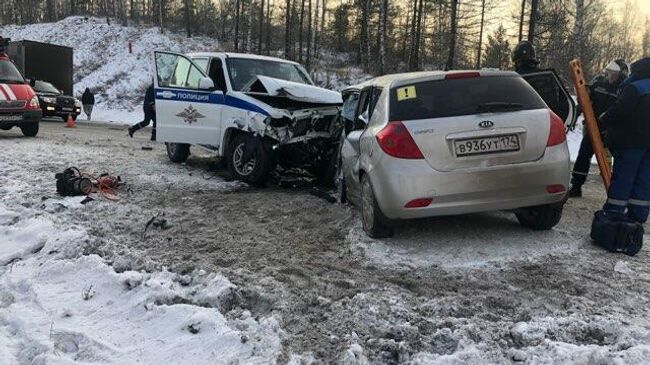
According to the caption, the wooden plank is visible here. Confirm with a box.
[569,59,611,190]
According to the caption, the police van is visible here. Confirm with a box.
[153,51,343,185]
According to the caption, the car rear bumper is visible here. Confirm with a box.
[0,110,42,128]
[369,144,571,220]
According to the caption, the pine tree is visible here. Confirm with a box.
[483,25,511,70]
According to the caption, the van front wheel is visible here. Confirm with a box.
[227,133,275,185]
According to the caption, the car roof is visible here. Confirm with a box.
[187,52,301,66]
[342,70,521,93]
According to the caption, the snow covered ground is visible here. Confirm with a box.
[0,126,283,364]
[1,122,650,364]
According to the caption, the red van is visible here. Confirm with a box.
[0,52,42,136]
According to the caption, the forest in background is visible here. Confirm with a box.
[2,0,650,81]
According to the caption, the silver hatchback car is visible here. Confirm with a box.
[337,70,576,238]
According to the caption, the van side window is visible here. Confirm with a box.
[209,58,228,91]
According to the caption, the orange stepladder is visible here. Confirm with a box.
[569,59,612,191]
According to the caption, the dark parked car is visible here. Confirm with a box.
[31,79,81,121]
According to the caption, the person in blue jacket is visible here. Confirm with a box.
[599,57,650,223]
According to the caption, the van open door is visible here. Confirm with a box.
[522,70,578,131]
[154,51,223,146]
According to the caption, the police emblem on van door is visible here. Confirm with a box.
[176,105,205,124]
[479,120,494,128]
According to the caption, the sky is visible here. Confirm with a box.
[489,0,649,41]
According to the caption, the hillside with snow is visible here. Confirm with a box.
[0,17,369,123]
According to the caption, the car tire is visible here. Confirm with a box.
[516,204,563,230]
[335,147,347,204]
[166,142,190,163]
[21,123,39,137]
[360,174,394,238]
[227,133,275,185]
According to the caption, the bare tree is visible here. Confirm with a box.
[518,0,526,42]
[476,0,486,69]
[446,0,459,70]
[528,0,538,43]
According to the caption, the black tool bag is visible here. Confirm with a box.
[55,167,93,196]
[590,210,644,256]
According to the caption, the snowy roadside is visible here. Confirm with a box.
[0,139,282,364]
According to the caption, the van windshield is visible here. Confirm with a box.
[0,60,25,84]
[226,58,312,91]
[389,76,547,121]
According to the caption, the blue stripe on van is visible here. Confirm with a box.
[155,88,270,116]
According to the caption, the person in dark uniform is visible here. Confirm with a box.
[128,83,156,141]
[81,88,95,120]
[600,57,650,223]
[569,59,628,197]
[512,41,542,75]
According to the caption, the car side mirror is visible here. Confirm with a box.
[199,76,215,91]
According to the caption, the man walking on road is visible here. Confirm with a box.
[81,88,95,120]
[569,59,628,198]
[600,58,650,223]
[128,83,156,141]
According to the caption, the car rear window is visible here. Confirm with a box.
[389,76,547,121]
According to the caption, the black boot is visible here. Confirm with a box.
[128,125,137,138]
[150,129,156,141]
[568,184,582,198]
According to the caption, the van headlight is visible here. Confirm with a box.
[41,96,56,104]
[74,98,82,108]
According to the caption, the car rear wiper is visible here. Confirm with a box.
[477,102,524,112]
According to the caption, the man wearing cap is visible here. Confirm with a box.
[569,59,628,197]
[599,57,650,223]
[512,41,542,75]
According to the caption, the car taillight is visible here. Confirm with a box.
[445,72,480,80]
[547,111,566,146]
[27,95,40,110]
[376,121,424,159]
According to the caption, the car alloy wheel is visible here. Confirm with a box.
[232,142,257,176]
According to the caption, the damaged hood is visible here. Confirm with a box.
[250,75,342,105]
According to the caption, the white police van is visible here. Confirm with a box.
[153,51,343,185]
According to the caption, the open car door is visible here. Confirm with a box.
[522,70,578,131]
[154,51,223,146]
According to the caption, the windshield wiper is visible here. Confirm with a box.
[0,79,24,84]
[477,102,524,112]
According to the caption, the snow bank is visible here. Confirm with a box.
[0,196,282,363]
[1,17,220,124]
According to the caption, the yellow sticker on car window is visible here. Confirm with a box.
[396,86,417,101]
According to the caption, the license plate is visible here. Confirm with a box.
[454,134,520,157]
[62,107,73,111]
[0,115,20,122]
